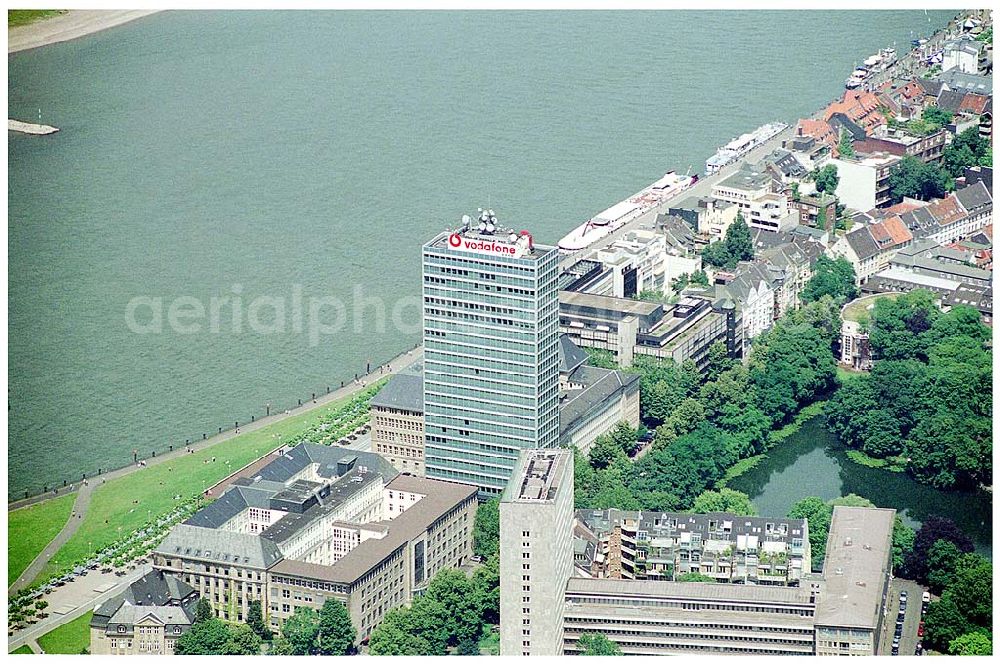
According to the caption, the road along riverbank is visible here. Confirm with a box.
[7,10,160,53]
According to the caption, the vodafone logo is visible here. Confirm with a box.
[448,233,462,248]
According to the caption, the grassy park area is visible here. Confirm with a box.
[8,493,75,585]
[8,10,65,27]
[31,383,382,585]
[10,645,34,654]
[37,611,92,654]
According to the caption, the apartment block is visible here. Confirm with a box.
[575,509,811,585]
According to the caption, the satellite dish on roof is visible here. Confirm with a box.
[461,214,471,227]
[478,221,487,232]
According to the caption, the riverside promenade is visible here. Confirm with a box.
[8,344,424,598]
[8,10,160,53]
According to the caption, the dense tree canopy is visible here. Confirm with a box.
[473,498,500,559]
[174,617,232,656]
[826,296,992,490]
[813,164,840,193]
[701,215,753,269]
[923,545,992,654]
[886,155,951,203]
[246,599,273,641]
[801,256,858,303]
[948,632,992,656]
[943,126,991,177]
[689,488,757,516]
[281,607,321,655]
[317,599,356,655]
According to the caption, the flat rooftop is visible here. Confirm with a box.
[815,506,895,630]
[502,449,571,503]
[566,576,814,607]
[560,290,662,317]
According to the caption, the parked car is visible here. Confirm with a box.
[922,591,930,604]
[637,430,655,443]
[918,622,925,637]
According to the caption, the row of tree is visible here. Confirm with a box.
[825,292,992,489]
[367,560,499,655]
[174,596,356,656]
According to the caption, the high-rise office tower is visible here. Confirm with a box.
[422,209,560,495]
[499,448,574,656]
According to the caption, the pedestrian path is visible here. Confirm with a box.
[9,486,93,595]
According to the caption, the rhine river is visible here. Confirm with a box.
[9,10,957,499]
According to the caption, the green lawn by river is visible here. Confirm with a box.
[8,10,65,27]
[8,493,75,585]
[37,611,93,654]
[29,388,373,585]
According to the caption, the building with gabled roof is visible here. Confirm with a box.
[90,569,199,655]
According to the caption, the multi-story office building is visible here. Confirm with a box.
[370,361,426,476]
[422,212,560,495]
[814,506,896,656]
[152,443,477,645]
[563,578,819,656]
[575,509,811,585]
[499,449,574,656]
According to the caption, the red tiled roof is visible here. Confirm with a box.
[825,90,886,132]
[882,200,928,216]
[797,118,837,146]
[927,194,966,226]
[868,215,913,248]
[958,93,989,116]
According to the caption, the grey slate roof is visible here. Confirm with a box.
[91,570,197,631]
[938,69,992,95]
[917,78,944,97]
[559,334,589,375]
[254,443,398,485]
[936,89,968,113]
[954,180,992,213]
[762,148,808,179]
[845,226,881,261]
[559,365,639,443]
[370,362,424,413]
[157,523,284,569]
[900,207,941,239]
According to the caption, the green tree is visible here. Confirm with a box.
[801,256,858,303]
[943,126,990,177]
[949,632,992,656]
[925,539,964,594]
[426,568,483,646]
[676,572,716,583]
[924,592,971,652]
[174,617,232,655]
[194,597,214,624]
[905,516,974,583]
[838,129,855,158]
[577,633,624,655]
[921,106,953,126]
[950,553,992,627]
[224,623,262,655]
[368,608,434,656]
[268,636,295,655]
[457,638,481,655]
[589,435,625,470]
[473,498,500,559]
[813,164,840,193]
[317,599,356,656]
[472,553,500,625]
[281,606,320,655]
[585,347,618,369]
[724,214,753,265]
[704,341,736,382]
[886,155,951,203]
[689,488,757,516]
[788,497,832,571]
[246,599,273,641]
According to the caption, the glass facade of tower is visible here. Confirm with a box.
[422,226,560,496]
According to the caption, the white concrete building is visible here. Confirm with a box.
[830,153,900,211]
[500,449,574,657]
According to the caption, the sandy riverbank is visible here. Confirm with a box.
[8,9,160,53]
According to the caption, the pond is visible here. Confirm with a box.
[729,415,993,557]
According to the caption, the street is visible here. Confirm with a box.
[879,577,927,656]
[7,563,152,653]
